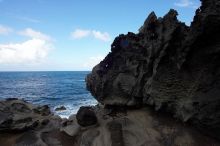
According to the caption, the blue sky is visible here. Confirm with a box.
[0,0,200,71]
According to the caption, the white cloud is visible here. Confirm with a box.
[0,28,53,64]
[92,30,111,42]
[174,0,195,7]
[71,29,91,39]
[83,55,104,69]
[0,25,13,35]
[71,29,111,42]
[0,39,51,64]
[19,28,52,41]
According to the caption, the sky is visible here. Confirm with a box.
[0,0,201,71]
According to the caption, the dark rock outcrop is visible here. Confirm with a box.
[86,0,220,140]
[76,106,98,127]
[0,99,53,132]
[0,99,70,146]
[55,106,67,111]
[1,99,220,146]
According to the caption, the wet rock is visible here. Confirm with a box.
[76,106,98,127]
[55,106,67,111]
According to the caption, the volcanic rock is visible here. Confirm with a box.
[76,106,98,127]
[55,106,67,111]
[0,99,74,145]
[1,0,220,145]
[86,0,220,140]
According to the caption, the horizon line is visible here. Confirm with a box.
[0,70,92,72]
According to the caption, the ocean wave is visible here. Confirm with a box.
[53,99,98,118]
[0,71,96,118]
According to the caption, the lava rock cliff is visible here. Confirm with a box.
[86,0,220,139]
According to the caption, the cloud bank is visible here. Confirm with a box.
[0,28,52,64]
[71,29,111,42]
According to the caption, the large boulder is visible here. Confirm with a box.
[76,106,98,127]
[86,0,220,139]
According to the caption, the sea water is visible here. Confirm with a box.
[0,71,97,118]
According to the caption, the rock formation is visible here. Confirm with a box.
[0,98,76,146]
[55,106,67,111]
[1,0,220,145]
[76,106,98,127]
[86,0,220,140]
[1,99,220,146]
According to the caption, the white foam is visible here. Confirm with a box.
[53,99,98,118]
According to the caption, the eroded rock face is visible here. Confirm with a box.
[68,106,220,146]
[86,0,220,139]
[0,99,66,146]
[0,99,53,132]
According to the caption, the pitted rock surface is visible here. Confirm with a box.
[86,0,220,139]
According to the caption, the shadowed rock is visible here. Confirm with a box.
[107,121,124,146]
[0,99,72,146]
[55,106,67,111]
[33,105,51,116]
[76,106,98,127]
[86,0,220,140]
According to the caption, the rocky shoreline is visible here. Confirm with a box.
[0,98,220,146]
[1,0,220,145]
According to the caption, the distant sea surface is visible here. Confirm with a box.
[0,71,97,118]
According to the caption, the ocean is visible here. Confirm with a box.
[0,71,97,118]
